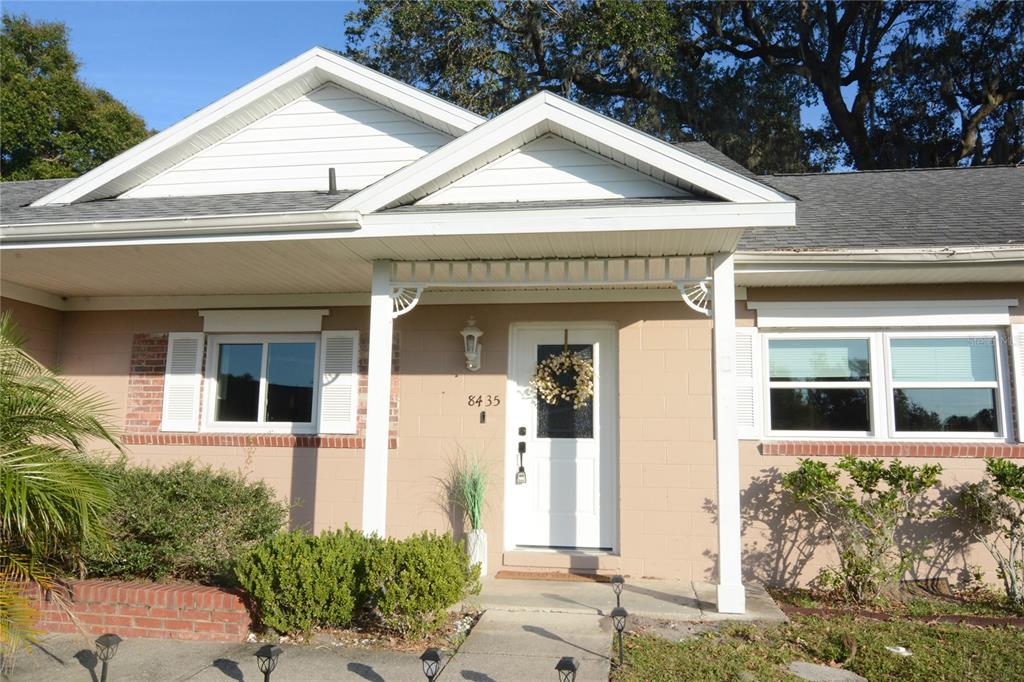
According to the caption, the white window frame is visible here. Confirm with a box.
[762,331,880,439]
[762,328,1013,442]
[203,333,321,434]
[883,329,1011,441]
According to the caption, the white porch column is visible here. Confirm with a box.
[362,260,394,536]
[712,252,745,613]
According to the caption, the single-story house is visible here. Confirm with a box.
[2,47,1021,614]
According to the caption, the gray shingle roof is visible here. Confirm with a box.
[744,165,1023,251]
[0,180,352,225]
[3,158,1020,252]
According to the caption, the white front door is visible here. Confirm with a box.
[506,323,617,551]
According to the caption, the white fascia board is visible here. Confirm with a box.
[358,200,796,234]
[1,201,794,250]
[736,246,1024,265]
[0,209,362,247]
[748,299,1019,328]
[333,91,791,214]
[31,48,484,207]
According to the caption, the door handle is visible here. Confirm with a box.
[515,440,527,485]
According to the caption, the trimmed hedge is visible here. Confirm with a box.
[85,459,288,584]
[235,529,479,637]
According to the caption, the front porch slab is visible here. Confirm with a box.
[468,577,786,622]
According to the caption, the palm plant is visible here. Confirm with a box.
[0,312,120,669]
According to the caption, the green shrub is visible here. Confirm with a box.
[364,531,481,637]
[85,459,287,584]
[234,528,367,635]
[781,456,942,604]
[235,529,478,638]
[957,458,1024,612]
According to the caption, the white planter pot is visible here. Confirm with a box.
[466,529,488,577]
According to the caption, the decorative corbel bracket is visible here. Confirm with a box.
[675,279,712,317]
[390,286,424,318]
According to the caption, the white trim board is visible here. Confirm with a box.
[1,284,731,312]
[200,309,329,332]
[748,299,1019,328]
[1,201,788,248]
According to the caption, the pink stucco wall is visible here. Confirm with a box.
[2,280,1022,587]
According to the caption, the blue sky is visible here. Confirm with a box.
[4,1,360,131]
[5,1,830,134]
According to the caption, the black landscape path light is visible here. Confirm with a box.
[255,644,282,682]
[555,655,579,682]
[610,574,625,608]
[421,647,443,681]
[95,633,122,682]
[611,606,628,666]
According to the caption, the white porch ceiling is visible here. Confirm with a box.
[0,228,743,298]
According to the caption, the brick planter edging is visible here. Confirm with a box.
[761,441,1024,459]
[32,579,252,642]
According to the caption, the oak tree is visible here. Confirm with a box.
[1,14,151,181]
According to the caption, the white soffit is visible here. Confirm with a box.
[416,133,688,204]
[31,48,484,206]
[332,91,792,214]
[123,83,453,198]
[200,308,329,332]
[748,299,1020,328]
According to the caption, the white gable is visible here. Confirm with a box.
[416,134,688,205]
[335,91,790,215]
[32,48,483,206]
[123,84,452,198]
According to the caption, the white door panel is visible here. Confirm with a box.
[506,324,617,550]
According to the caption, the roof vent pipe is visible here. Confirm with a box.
[328,168,338,194]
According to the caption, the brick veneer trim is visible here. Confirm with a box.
[31,579,251,642]
[761,441,1024,458]
[123,433,397,449]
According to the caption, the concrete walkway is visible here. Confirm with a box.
[10,635,427,681]
[10,580,782,681]
[468,577,787,622]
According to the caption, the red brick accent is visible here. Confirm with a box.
[124,334,167,432]
[761,440,1024,459]
[122,433,398,449]
[30,580,251,642]
[123,331,399,449]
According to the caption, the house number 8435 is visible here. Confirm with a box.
[467,395,501,407]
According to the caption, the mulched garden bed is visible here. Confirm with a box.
[265,610,483,653]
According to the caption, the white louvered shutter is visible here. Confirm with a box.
[160,332,204,432]
[735,328,762,439]
[1012,324,1024,443]
[319,331,359,434]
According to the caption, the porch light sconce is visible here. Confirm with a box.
[555,656,579,682]
[95,633,122,682]
[420,647,443,681]
[461,318,483,372]
[255,644,282,682]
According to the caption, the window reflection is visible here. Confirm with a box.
[215,344,261,422]
[536,344,594,439]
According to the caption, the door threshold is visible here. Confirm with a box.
[502,548,621,572]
